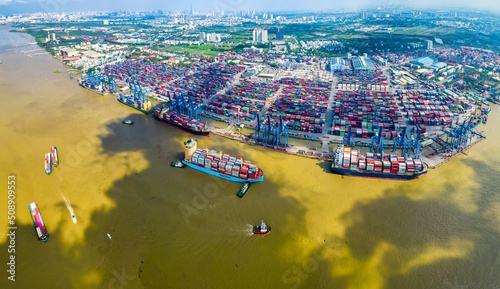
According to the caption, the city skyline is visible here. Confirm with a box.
[1,0,500,15]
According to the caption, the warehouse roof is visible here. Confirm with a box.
[410,56,438,67]
[352,56,375,70]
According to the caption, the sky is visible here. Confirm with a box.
[0,0,499,15]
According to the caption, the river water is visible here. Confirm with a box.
[1,26,499,289]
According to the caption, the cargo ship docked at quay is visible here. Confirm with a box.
[332,145,428,180]
[117,94,153,114]
[182,139,264,183]
[78,78,109,95]
[153,106,210,136]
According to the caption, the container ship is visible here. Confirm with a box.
[78,78,109,95]
[182,139,264,183]
[117,94,153,114]
[153,106,210,136]
[29,202,49,242]
[332,145,427,180]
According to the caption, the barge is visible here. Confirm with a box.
[29,202,49,242]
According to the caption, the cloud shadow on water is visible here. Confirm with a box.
[286,156,500,289]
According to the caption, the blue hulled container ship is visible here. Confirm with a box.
[182,139,264,183]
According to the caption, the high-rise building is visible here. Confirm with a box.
[425,40,433,50]
[204,33,221,43]
[51,33,56,41]
[253,28,268,43]
[199,32,205,42]
[276,27,284,40]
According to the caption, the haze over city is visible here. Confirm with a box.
[1,0,500,14]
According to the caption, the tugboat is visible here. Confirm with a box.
[51,146,59,167]
[253,220,271,234]
[170,160,186,168]
[237,182,250,198]
[122,118,134,125]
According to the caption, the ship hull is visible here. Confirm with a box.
[182,161,263,183]
[117,99,152,114]
[79,82,108,95]
[253,226,271,234]
[154,114,210,136]
[331,166,427,180]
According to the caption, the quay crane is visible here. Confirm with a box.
[404,128,422,159]
[392,126,407,153]
[126,79,146,104]
[255,114,288,150]
[370,127,384,155]
[106,74,117,93]
[442,116,485,155]
[168,92,202,122]
[343,126,355,148]
[367,125,420,159]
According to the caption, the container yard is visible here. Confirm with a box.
[204,94,265,121]
[337,69,389,91]
[331,90,402,139]
[104,61,192,99]
[260,78,331,134]
[229,80,279,101]
[169,62,243,101]
[73,50,491,171]
[396,90,455,127]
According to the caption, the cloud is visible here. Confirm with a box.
[0,0,17,5]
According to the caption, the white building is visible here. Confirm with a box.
[253,28,268,43]
[243,46,263,53]
[103,20,109,25]
[425,40,433,50]
[330,57,346,71]
[199,32,206,42]
[206,33,221,43]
